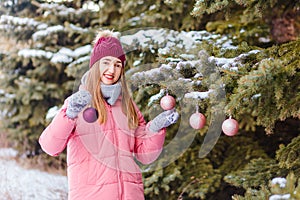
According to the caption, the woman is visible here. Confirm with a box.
[39,30,179,200]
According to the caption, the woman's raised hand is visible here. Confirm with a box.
[149,109,179,133]
[66,90,92,119]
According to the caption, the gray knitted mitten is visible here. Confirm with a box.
[149,109,179,133]
[101,82,122,105]
[66,90,92,119]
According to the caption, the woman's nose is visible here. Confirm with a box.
[108,64,115,73]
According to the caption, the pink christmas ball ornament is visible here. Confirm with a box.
[160,94,176,110]
[83,107,99,123]
[189,112,206,129]
[222,118,239,136]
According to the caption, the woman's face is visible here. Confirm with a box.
[99,56,122,85]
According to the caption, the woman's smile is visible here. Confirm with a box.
[103,73,114,80]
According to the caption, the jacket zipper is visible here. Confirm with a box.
[108,104,124,200]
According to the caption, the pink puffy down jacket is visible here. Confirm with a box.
[39,97,166,200]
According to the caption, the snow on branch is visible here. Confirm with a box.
[68,23,89,33]
[120,28,200,54]
[38,2,86,16]
[32,25,64,41]
[184,90,212,99]
[209,49,261,71]
[130,63,175,86]
[148,89,165,106]
[18,49,53,59]
[0,15,47,31]
[18,45,91,64]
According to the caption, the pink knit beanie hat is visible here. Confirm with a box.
[89,36,126,68]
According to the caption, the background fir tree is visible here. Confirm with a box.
[0,0,299,199]
[0,0,97,166]
[191,0,300,45]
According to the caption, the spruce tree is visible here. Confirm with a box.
[0,0,96,160]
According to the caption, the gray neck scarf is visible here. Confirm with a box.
[81,71,121,105]
[101,82,122,105]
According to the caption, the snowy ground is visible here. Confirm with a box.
[0,148,68,200]
[0,148,289,200]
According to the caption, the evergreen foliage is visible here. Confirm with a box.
[225,40,300,133]
[0,2,95,157]
[117,0,202,30]
[0,0,299,199]
[192,0,300,45]
[276,135,300,177]
[269,172,300,200]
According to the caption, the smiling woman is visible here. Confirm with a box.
[39,30,179,200]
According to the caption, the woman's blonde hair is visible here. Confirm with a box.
[85,30,138,129]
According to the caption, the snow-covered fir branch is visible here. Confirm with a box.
[120,29,203,54]
[38,2,87,16]
[184,90,212,99]
[208,49,261,71]
[32,25,64,41]
[0,15,47,31]
[18,45,92,64]
[18,49,53,59]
